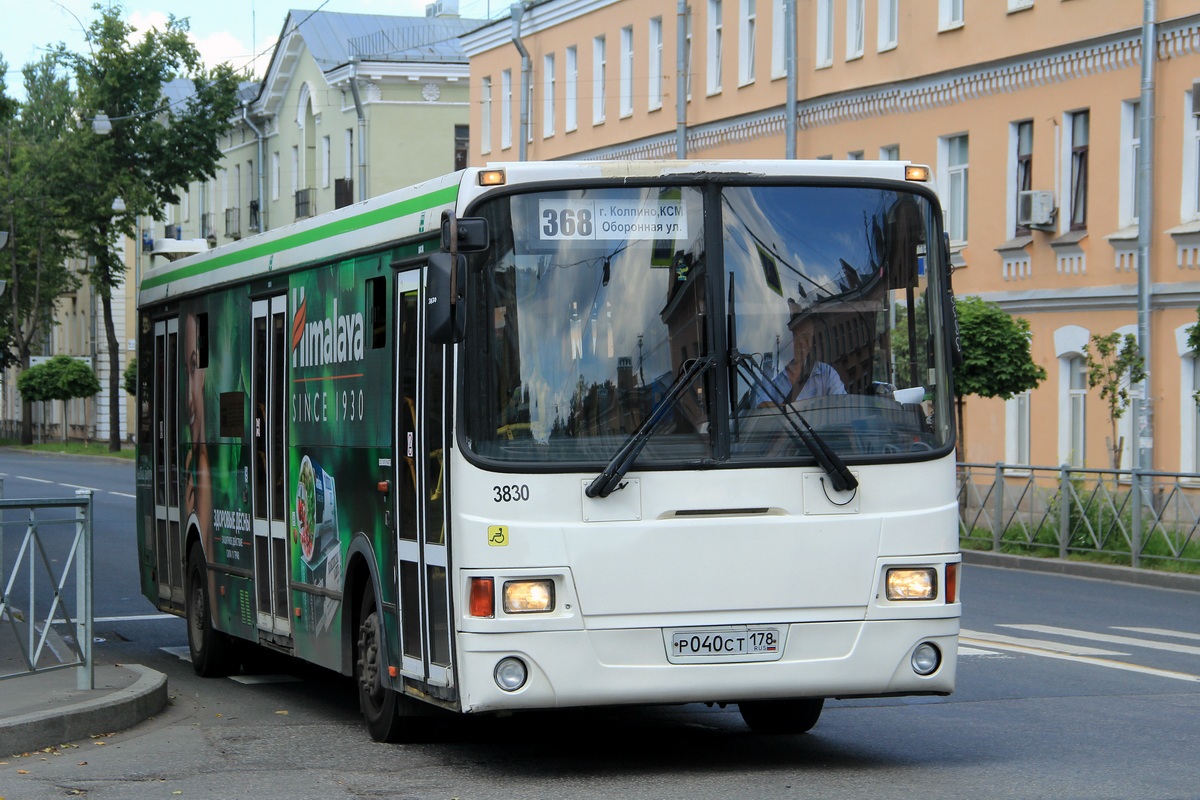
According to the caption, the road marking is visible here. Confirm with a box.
[16,476,53,484]
[1113,626,1200,642]
[958,645,1004,656]
[960,629,1125,657]
[55,613,178,624]
[1000,624,1200,656]
[960,632,1200,683]
[61,483,98,491]
[162,645,192,661]
[109,491,136,499]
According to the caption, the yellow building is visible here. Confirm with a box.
[464,0,1200,473]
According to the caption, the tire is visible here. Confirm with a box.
[738,698,825,734]
[356,584,407,742]
[186,543,239,677]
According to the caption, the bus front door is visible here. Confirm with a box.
[152,318,184,607]
[252,296,291,637]
[394,268,453,689]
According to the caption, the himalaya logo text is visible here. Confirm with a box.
[291,287,365,368]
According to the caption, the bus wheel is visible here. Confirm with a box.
[737,698,824,734]
[186,543,239,677]
[356,586,405,742]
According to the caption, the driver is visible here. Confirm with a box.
[754,312,846,406]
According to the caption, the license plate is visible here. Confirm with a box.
[666,626,784,664]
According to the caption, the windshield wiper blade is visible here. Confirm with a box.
[586,354,715,499]
[733,354,858,493]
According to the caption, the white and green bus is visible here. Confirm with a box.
[136,160,961,741]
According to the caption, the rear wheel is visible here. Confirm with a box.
[738,698,824,734]
[356,584,407,742]
[185,543,239,677]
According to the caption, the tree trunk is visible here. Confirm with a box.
[101,291,122,452]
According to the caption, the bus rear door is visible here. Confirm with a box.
[152,318,184,607]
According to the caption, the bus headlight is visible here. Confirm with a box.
[503,580,555,613]
[886,568,937,600]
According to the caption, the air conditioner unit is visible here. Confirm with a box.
[1017,190,1056,229]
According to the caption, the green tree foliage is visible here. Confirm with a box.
[1,56,85,443]
[1084,332,1146,469]
[895,296,1047,461]
[1187,306,1200,405]
[55,4,239,450]
[17,355,101,443]
[123,357,136,396]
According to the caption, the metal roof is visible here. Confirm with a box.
[284,9,484,69]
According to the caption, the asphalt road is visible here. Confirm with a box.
[2,450,1199,799]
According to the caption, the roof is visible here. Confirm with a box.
[283,9,483,69]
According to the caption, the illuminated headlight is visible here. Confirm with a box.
[503,580,555,613]
[494,657,528,691]
[886,568,937,601]
[911,642,941,675]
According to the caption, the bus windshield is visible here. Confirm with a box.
[462,180,953,468]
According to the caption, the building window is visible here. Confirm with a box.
[1006,392,1031,466]
[649,18,663,110]
[501,69,513,149]
[847,150,863,160]
[321,136,331,189]
[1014,120,1033,235]
[565,46,578,132]
[481,77,492,153]
[939,0,964,31]
[846,0,864,60]
[527,83,534,144]
[593,35,607,124]
[878,0,898,51]
[942,134,969,244]
[739,0,756,85]
[879,144,899,161]
[620,26,634,117]
[454,125,469,170]
[1121,100,1141,226]
[544,53,556,137]
[708,0,723,94]
[1184,89,1200,221]
[1068,110,1089,230]
[816,0,833,68]
[771,0,786,79]
[1068,355,1087,467]
[344,130,353,179]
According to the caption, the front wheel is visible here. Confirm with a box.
[185,543,239,677]
[738,698,824,734]
[356,585,407,742]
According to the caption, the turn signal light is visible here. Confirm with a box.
[479,169,506,186]
[945,563,959,604]
[905,164,931,182]
[469,577,495,618]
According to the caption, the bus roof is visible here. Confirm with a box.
[138,159,927,307]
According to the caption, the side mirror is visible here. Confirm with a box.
[441,215,489,253]
[427,251,467,344]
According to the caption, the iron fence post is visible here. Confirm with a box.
[1059,465,1070,559]
[76,490,94,690]
[1131,470,1142,569]
[993,462,1005,551]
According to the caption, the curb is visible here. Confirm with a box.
[0,665,168,756]
[962,549,1200,593]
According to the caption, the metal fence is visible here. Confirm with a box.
[958,462,1200,570]
[0,478,95,689]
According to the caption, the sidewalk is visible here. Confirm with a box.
[0,618,168,756]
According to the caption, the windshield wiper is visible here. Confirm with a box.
[586,354,715,499]
[733,355,858,493]
[727,277,856,493]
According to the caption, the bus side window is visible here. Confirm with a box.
[367,277,386,349]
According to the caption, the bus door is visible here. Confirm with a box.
[152,318,184,606]
[252,296,291,637]
[394,268,453,688]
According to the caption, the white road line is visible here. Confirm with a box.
[109,491,136,499]
[958,645,1003,656]
[1000,624,1200,656]
[960,629,1125,657]
[54,613,178,624]
[1113,626,1200,642]
[17,476,53,484]
[162,645,192,662]
[959,634,1200,683]
[62,483,97,491]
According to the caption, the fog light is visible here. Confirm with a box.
[911,642,941,675]
[503,580,555,613]
[494,657,528,691]
[886,568,937,600]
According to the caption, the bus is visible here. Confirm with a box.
[135,160,961,741]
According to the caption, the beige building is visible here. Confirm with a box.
[464,0,1200,473]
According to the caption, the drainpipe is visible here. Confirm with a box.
[241,105,268,233]
[511,4,530,162]
[349,60,368,202]
[1136,0,1156,471]
[785,0,796,159]
[676,0,687,158]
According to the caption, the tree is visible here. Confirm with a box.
[55,4,239,451]
[1084,332,1146,469]
[123,357,136,396]
[1,56,86,443]
[16,355,101,443]
[898,296,1048,462]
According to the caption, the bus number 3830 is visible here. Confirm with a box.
[493,484,530,503]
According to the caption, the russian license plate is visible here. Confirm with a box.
[666,626,784,664]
